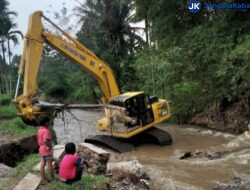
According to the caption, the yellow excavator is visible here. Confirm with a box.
[13,11,172,152]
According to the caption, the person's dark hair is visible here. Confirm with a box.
[37,115,50,126]
[65,142,76,155]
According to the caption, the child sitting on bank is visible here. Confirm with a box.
[37,115,54,184]
[59,142,85,183]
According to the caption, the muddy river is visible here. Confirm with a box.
[53,109,250,190]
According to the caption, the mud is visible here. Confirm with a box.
[0,135,38,167]
[53,109,250,190]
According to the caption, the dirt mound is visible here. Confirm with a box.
[190,100,250,134]
[0,135,38,167]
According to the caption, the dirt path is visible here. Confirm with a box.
[53,109,250,190]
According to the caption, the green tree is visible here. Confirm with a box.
[0,0,22,94]
[75,0,144,89]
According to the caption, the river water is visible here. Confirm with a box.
[53,109,250,190]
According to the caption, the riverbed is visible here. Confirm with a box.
[53,109,250,190]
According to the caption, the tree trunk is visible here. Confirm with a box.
[1,39,9,94]
[7,39,12,95]
[151,56,156,95]
[0,59,4,94]
[145,18,149,45]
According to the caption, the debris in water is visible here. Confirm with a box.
[193,148,221,160]
[172,149,191,160]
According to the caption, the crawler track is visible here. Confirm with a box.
[144,127,172,145]
[85,135,135,153]
[85,126,172,153]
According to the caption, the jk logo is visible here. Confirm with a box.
[188,0,201,13]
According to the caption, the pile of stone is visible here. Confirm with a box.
[78,143,110,174]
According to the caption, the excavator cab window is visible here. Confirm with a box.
[125,94,154,127]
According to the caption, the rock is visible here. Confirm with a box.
[13,173,41,190]
[204,148,221,159]
[0,163,13,178]
[0,163,13,186]
[214,173,250,190]
[53,144,65,160]
[234,173,250,184]
[172,149,191,160]
[78,143,110,174]
[107,160,143,174]
[107,160,150,189]
[108,169,150,190]
[193,148,221,159]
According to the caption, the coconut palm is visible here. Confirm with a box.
[0,0,21,94]
[6,30,23,94]
[75,0,144,55]
[74,0,144,88]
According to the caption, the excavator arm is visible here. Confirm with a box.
[13,11,172,145]
[14,11,120,122]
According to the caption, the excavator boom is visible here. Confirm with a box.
[14,11,172,151]
[16,11,119,103]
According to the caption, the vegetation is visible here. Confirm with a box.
[0,117,37,138]
[45,175,108,190]
[0,0,23,95]
[0,94,37,137]
[0,154,40,190]
[0,0,249,123]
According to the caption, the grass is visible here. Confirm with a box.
[0,94,37,138]
[0,117,37,138]
[0,94,17,119]
[0,154,40,190]
[0,94,12,106]
[45,175,108,190]
[0,104,17,119]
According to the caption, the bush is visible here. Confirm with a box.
[0,94,12,106]
[169,82,209,124]
[0,104,17,119]
[0,117,37,138]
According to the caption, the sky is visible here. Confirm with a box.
[8,0,78,55]
[7,0,145,55]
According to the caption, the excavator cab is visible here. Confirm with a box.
[110,92,154,128]
[124,93,154,127]
[99,91,170,139]
[14,11,172,152]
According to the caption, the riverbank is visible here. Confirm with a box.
[191,100,250,134]
[52,109,250,189]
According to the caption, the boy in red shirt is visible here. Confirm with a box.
[59,142,84,183]
[37,116,54,184]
